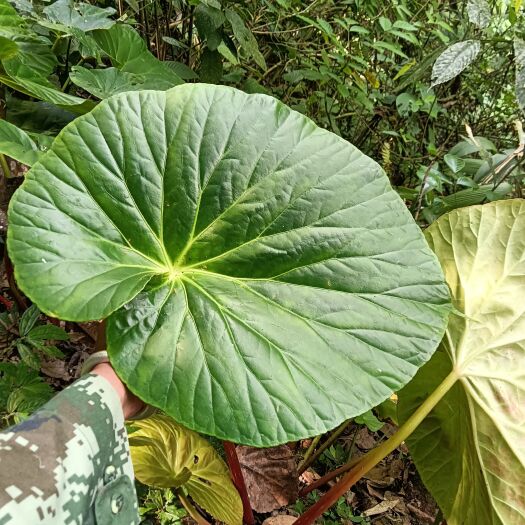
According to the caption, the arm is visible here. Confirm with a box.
[0,364,143,525]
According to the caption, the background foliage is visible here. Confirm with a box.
[1,0,524,226]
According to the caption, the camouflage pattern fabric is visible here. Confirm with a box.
[0,374,139,524]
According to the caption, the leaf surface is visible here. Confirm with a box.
[0,119,39,166]
[70,66,148,99]
[92,25,183,89]
[398,200,525,525]
[8,84,450,445]
[431,40,481,86]
[129,414,242,525]
[467,0,491,28]
[42,0,116,32]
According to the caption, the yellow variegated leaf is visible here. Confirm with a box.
[129,414,242,525]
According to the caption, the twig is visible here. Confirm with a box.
[177,490,211,525]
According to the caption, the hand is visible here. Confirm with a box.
[92,362,145,419]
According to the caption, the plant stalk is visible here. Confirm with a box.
[177,489,210,525]
[297,434,321,474]
[293,370,458,525]
[223,441,255,525]
[298,419,351,475]
[0,154,9,179]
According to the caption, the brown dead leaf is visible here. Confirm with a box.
[363,499,400,517]
[262,515,297,525]
[355,427,376,450]
[41,358,73,381]
[237,444,298,513]
[407,503,435,523]
[364,464,395,488]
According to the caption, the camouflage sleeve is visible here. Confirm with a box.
[0,373,139,525]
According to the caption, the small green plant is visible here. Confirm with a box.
[137,487,187,525]
[6,304,69,369]
[294,492,368,524]
[0,361,53,426]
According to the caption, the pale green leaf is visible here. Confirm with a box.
[372,40,408,59]
[443,154,465,174]
[130,414,242,525]
[431,40,481,86]
[515,38,525,112]
[399,200,525,525]
[70,66,148,99]
[467,0,491,29]
[354,410,383,432]
[8,84,450,446]
[43,0,116,32]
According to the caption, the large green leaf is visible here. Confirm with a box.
[8,84,450,445]
[130,414,242,525]
[398,200,525,525]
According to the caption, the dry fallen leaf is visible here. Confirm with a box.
[363,499,400,516]
[41,358,72,381]
[355,427,377,450]
[237,445,298,513]
[262,515,297,525]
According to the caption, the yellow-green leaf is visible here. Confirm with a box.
[130,414,242,525]
[399,200,525,525]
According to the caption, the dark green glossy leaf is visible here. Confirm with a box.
[0,362,53,418]
[17,341,41,369]
[6,95,75,133]
[19,304,40,336]
[8,84,450,445]
[198,48,223,83]
[194,3,224,51]
[28,324,69,341]
[225,8,266,69]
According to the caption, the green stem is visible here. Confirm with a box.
[177,490,210,525]
[299,419,351,474]
[0,154,10,179]
[297,434,321,473]
[294,370,459,525]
